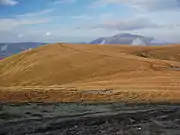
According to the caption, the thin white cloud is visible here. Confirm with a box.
[17,34,23,38]
[0,0,18,6]
[18,9,55,18]
[92,0,180,11]
[45,32,51,36]
[53,0,76,5]
[0,8,54,31]
[89,18,161,31]
[71,15,93,20]
[71,13,114,24]
[0,18,49,31]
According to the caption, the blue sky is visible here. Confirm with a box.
[0,0,180,43]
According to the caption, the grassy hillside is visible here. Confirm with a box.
[0,43,180,102]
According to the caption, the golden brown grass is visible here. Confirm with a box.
[0,43,180,102]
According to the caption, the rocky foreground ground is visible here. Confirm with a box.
[0,103,180,135]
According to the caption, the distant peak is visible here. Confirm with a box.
[90,33,154,45]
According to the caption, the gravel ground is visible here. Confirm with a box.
[0,103,180,135]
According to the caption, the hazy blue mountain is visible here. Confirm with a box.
[0,42,46,59]
[90,33,154,45]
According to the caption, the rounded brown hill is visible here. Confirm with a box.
[0,43,178,86]
[0,43,180,102]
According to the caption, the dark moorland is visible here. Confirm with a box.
[0,103,180,135]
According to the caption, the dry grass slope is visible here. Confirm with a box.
[0,43,180,102]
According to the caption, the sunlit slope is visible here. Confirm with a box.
[0,43,180,87]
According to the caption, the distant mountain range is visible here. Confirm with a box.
[0,42,46,59]
[90,33,154,45]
